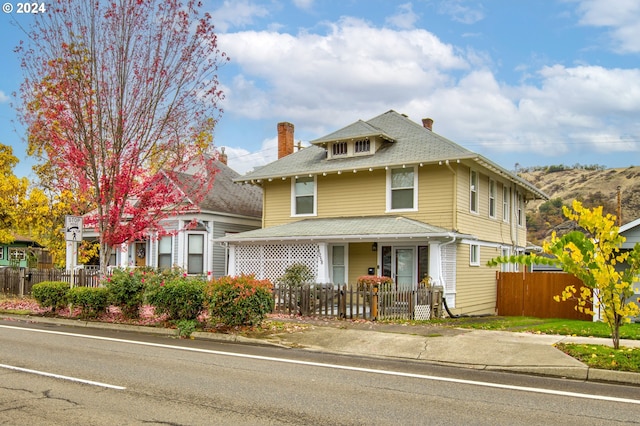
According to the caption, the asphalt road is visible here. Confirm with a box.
[1,321,639,425]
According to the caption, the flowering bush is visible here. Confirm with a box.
[31,281,70,313]
[356,275,394,290]
[207,274,274,327]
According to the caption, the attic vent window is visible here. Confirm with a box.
[332,142,347,156]
[354,138,370,153]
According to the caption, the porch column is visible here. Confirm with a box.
[227,245,236,276]
[120,243,130,268]
[316,242,330,284]
[428,242,443,286]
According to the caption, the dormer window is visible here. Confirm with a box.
[354,138,370,153]
[332,142,347,156]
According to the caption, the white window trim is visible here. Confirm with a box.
[469,244,480,266]
[291,175,318,217]
[489,178,496,219]
[386,166,418,212]
[186,232,207,275]
[470,170,479,214]
[502,186,510,223]
[517,191,524,227]
[157,235,173,270]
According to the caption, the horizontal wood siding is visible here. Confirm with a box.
[212,222,260,278]
[318,171,386,217]
[263,179,292,227]
[347,242,377,285]
[453,243,498,315]
[407,165,454,229]
[456,164,527,246]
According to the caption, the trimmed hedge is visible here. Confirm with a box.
[146,277,206,321]
[67,286,109,318]
[31,281,70,312]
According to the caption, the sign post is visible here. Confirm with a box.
[65,216,83,288]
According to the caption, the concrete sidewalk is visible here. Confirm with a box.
[2,314,639,385]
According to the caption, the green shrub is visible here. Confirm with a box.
[207,274,274,327]
[175,319,198,338]
[146,276,206,321]
[31,281,70,312]
[67,286,109,318]
[104,269,147,318]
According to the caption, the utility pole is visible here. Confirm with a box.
[617,186,622,226]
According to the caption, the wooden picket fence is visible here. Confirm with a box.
[272,284,444,321]
[0,268,102,297]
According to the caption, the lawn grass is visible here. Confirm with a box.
[431,316,640,340]
[555,343,640,373]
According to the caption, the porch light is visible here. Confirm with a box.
[372,242,378,252]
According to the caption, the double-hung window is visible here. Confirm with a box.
[388,167,416,211]
[503,186,510,222]
[157,236,172,270]
[470,170,478,214]
[293,176,316,216]
[489,179,496,218]
[187,234,204,274]
[470,244,480,266]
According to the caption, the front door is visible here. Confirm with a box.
[394,247,415,291]
[135,242,147,267]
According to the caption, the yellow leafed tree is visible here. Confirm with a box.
[489,200,640,349]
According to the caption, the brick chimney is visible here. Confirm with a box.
[422,118,434,131]
[277,122,294,159]
[219,147,227,165]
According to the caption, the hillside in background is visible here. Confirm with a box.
[518,165,640,244]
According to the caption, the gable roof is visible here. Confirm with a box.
[176,158,262,219]
[237,110,547,201]
[310,119,395,145]
[216,216,472,243]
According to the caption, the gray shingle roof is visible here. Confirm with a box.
[177,159,262,218]
[215,216,470,243]
[237,110,547,200]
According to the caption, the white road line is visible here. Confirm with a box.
[0,363,126,390]
[1,324,638,405]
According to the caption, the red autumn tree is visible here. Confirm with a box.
[18,0,228,275]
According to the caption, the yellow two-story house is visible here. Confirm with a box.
[219,110,547,315]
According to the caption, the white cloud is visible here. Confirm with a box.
[575,0,640,53]
[212,0,271,32]
[225,136,278,175]
[386,3,420,30]
[292,0,314,10]
[0,91,8,103]
[217,7,640,168]
[437,0,484,25]
[220,17,468,127]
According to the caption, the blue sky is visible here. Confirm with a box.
[1,0,639,177]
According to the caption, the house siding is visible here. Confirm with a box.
[211,221,259,278]
[454,243,499,315]
[347,242,377,286]
[318,171,386,217]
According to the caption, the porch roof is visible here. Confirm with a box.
[215,216,473,243]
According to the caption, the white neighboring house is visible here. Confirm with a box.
[69,156,262,277]
[620,217,640,322]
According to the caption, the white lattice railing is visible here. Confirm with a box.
[234,243,320,282]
